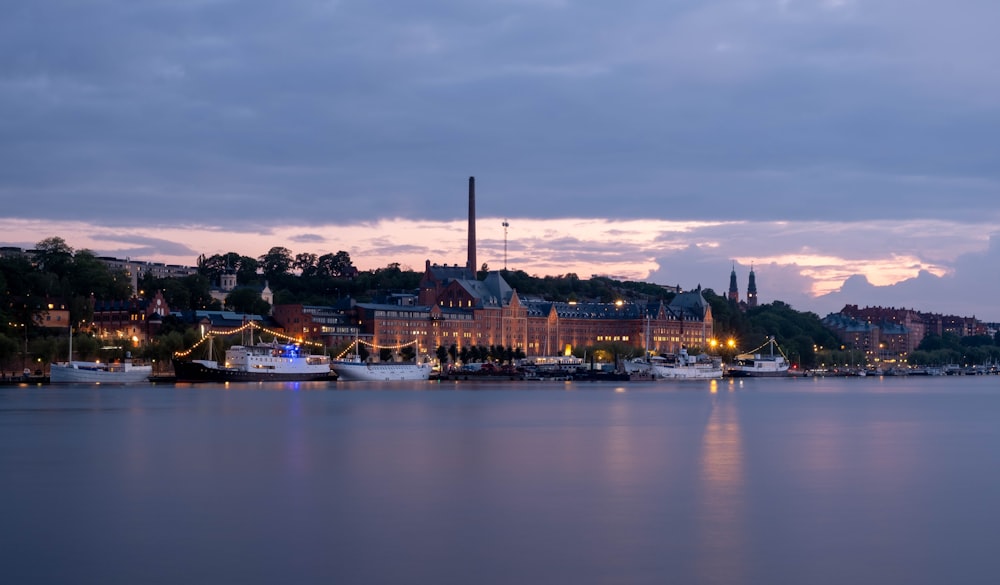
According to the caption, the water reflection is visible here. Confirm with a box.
[696,393,747,585]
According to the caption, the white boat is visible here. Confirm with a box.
[50,326,152,384]
[623,356,654,375]
[649,347,723,380]
[174,341,334,382]
[728,336,790,377]
[625,349,723,379]
[331,355,432,381]
[50,360,153,384]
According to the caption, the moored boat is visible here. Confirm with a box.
[50,326,152,384]
[174,341,334,382]
[728,336,790,377]
[50,360,153,384]
[330,355,432,381]
[649,347,723,380]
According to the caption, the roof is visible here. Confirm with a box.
[668,287,710,319]
[428,264,471,281]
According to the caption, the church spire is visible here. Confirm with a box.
[747,263,758,308]
[728,263,739,302]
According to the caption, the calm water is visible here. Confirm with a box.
[3,376,1000,584]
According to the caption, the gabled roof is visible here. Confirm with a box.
[428,264,470,281]
[669,287,709,319]
[482,271,514,304]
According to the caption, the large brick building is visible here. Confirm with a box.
[273,268,714,359]
[273,176,715,359]
[825,304,988,362]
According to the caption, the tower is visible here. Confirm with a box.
[747,264,758,308]
[728,264,739,303]
[467,176,477,278]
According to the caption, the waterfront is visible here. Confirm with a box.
[3,377,1000,584]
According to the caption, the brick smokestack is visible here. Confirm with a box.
[467,176,477,278]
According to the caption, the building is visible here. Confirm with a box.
[90,290,171,346]
[96,257,197,294]
[270,176,715,360]
[272,303,360,346]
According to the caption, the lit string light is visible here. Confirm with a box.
[333,338,418,360]
[174,320,323,358]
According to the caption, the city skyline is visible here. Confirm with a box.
[3,1,999,320]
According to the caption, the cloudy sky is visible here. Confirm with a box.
[3,0,999,319]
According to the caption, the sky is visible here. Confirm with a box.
[3,0,999,320]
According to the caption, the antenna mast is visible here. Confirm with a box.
[502,219,509,270]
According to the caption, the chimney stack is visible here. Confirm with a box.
[467,176,477,278]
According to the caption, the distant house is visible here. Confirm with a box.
[90,290,170,345]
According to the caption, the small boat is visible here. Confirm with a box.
[728,336,790,377]
[330,354,432,381]
[50,326,152,384]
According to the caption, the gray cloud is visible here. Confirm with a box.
[3,0,998,226]
[3,0,999,318]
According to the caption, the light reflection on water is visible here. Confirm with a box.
[3,377,1000,584]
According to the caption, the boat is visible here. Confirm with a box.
[648,347,723,380]
[728,336,790,377]
[623,356,654,376]
[50,328,152,384]
[330,354,432,381]
[173,336,335,383]
[50,360,152,384]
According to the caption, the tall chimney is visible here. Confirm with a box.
[467,176,477,278]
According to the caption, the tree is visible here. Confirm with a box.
[400,345,416,362]
[198,252,260,285]
[225,288,271,316]
[316,251,356,278]
[259,247,293,281]
[70,250,132,300]
[34,237,74,277]
[436,345,449,365]
[294,253,318,277]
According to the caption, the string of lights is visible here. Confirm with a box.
[173,321,323,358]
[333,338,418,360]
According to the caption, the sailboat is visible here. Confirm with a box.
[50,326,152,384]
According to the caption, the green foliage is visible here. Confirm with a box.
[259,247,293,281]
[225,288,271,316]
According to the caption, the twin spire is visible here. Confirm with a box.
[728,263,758,307]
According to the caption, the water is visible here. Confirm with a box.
[3,377,1000,584]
